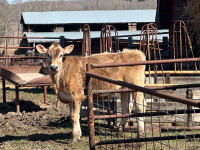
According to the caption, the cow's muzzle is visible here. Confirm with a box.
[50,64,59,72]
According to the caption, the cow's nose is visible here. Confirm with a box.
[50,65,58,71]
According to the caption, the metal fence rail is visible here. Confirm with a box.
[86,60,200,150]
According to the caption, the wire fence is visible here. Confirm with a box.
[86,60,200,150]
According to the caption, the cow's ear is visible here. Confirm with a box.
[63,44,74,54]
[36,45,48,53]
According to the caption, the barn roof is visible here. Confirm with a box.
[21,10,156,25]
[25,29,168,43]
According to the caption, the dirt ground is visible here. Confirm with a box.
[1,79,200,150]
[0,87,89,150]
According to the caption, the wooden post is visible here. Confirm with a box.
[43,86,48,104]
[165,73,170,84]
[2,78,6,103]
[15,86,20,113]
[59,36,65,48]
[86,64,95,150]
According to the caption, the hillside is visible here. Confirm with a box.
[0,0,157,45]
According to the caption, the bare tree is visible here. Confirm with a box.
[184,0,200,46]
[0,0,157,45]
[0,0,10,44]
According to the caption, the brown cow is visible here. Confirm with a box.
[36,42,146,142]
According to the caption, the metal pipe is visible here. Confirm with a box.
[86,72,200,108]
[0,46,34,49]
[15,85,20,113]
[91,57,200,69]
[92,83,200,94]
[0,36,60,39]
[43,86,48,104]
[86,64,95,150]
[100,25,119,53]
[82,24,91,56]
[145,70,200,74]
[93,109,200,120]
[95,134,200,145]
[5,38,8,66]
[161,126,200,131]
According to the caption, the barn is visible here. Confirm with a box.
[156,0,188,29]
[20,9,168,55]
[156,0,200,57]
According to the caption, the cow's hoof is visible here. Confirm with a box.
[73,138,78,142]
[52,106,60,111]
[72,137,81,142]
[72,132,82,142]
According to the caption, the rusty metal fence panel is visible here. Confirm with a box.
[86,60,200,150]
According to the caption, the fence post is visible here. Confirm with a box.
[5,37,8,66]
[86,64,95,150]
[59,36,65,48]
[43,86,48,104]
[15,85,20,113]
[2,78,6,103]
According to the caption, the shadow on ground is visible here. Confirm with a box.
[0,132,72,144]
[0,100,45,114]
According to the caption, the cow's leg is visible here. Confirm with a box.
[69,100,82,142]
[135,91,146,137]
[119,93,130,129]
[56,97,60,110]
[53,85,60,111]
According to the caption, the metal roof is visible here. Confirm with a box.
[25,29,169,43]
[21,10,156,25]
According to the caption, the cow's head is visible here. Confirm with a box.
[36,42,74,73]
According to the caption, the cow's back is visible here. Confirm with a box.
[61,49,145,97]
[89,49,146,89]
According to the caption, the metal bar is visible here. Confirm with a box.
[86,64,95,150]
[114,125,200,132]
[100,25,119,53]
[0,36,60,39]
[86,72,200,107]
[161,126,200,131]
[91,58,200,68]
[180,21,183,71]
[15,85,20,113]
[0,32,169,41]
[0,46,34,49]
[5,38,8,66]
[82,24,91,56]
[43,86,48,104]
[19,83,52,87]
[145,70,200,74]
[95,134,200,145]
[93,109,200,120]
[92,83,200,94]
